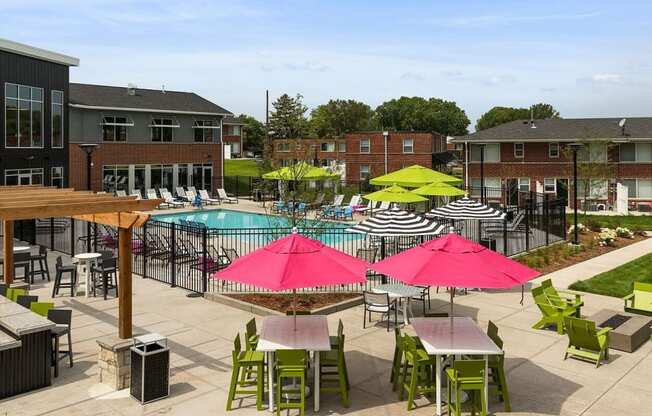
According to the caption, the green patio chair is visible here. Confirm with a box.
[390,327,405,391]
[245,318,258,351]
[329,318,344,350]
[486,321,511,412]
[399,335,436,410]
[320,331,350,407]
[531,286,578,334]
[446,359,487,416]
[564,317,611,368]
[226,333,265,411]
[30,302,55,317]
[541,278,583,317]
[623,282,652,316]
[6,288,26,302]
[276,349,308,416]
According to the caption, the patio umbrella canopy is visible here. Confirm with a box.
[262,162,339,181]
[412,182,466,197]
[426,196,506,220]
[369,233,541,317]
[369,165,463,188]
[347,207,445,237]
[363,185,428,203]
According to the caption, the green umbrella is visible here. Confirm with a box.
[363,185,428,203]
[262,162,339,181]
[369,165,462,187]
[412,182,466,197]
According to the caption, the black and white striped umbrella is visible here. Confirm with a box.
[347,207,446,237]
[426,197,506,220]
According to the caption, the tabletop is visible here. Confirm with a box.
[411,317,502,356]
[374,283,423,298]
[256,315,331,352]
[74,252,102,260]
[13,246,31,252]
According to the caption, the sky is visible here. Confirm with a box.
[2,0,652,129]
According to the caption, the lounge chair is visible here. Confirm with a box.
[331,194,344,207]
[541,278,583,317]
[176,187,189,201]
[623,282,652,316]
[338,206,354,221]
[199,189,221,205]
[130,189,143,200]
[289,202,307,218]
[115,190,127,197]
[217,188,238,204]
[146,189,169,209]
[308,193,325,209]
[376,201,390,212]
[346,194,361,208]
[185,190,204,207]
[564,317,611,367]
[483,211,527,236]
[187,186,197,193]
[531,286,579,334]
[160,190,184,208]
[356,200,377,215]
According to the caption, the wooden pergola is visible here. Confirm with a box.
[1,185,161,339]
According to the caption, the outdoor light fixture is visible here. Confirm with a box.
[478,143,486,204]
[79,143,100,253]
[568,142,584,246]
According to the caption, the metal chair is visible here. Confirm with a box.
[363,291,397,332]
[48,309,73,378]
[91,257,118,300]
[13,252,31,283]
[52,256,77,297]
[29,245,51,282]
[16,294,39,309]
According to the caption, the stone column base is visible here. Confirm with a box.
[97,334,141,390]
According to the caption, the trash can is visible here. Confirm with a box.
[130,333,170,404]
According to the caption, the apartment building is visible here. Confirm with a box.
[0,38,79,187]
[223,116,245,158]
[68,83,233,194]
[451,118,652,209]
[271,137,347,177]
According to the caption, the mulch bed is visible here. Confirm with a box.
[518,232,648,275]
[227,292,360,313]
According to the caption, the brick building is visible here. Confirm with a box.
[451,118,652,210]
[271,137,347,177]
[222,116,245,158]
[68,83,232,194]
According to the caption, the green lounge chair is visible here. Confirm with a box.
[541,278,583,317]
[623,282,652,316]
[564,317,611,368]
[531,286,578,334]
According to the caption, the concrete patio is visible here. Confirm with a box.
[1,240,651,416]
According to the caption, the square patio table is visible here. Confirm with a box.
[411,317,503,416]
[256,315,331,412]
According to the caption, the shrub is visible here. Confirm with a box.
[595,228,617,247]
[584,218,602,232]
[615,227,634,239]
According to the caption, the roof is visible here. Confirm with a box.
[69,83,233,116]
[453,117,652,143]
[0,38,79,66]
[223,116,245,125]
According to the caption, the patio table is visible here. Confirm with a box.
[373,283,423,325]
[73,252,101,298]
[411,317,502,416]
[256,315,331,412]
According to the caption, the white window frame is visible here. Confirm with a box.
[359,164,370,180]
[4,82,44,149]
[4,168,44,185]
[360,138,370,153]
[518,177,530,192]
[192,120,218,143]
[470,143,500,162]
[101,116,131,142]
[514,143,524,158]
[543,178,556,193]
[338,142,346,152]
[403,138,414,154]
[51,166,64,187]
[549,142,560,158]
[470,177,501,198]
[320,142,335,152]
[276,142,290,152]
[150,118,179,142]
[622,178,652,199]
[51,90,64,149]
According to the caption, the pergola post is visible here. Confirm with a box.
[118,226,133,339]
[3,220,13,285]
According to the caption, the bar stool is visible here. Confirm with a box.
[16,295,39,309]
[48,309,73,378]
[30,245,51,282]
[13,252,31,284]
[0,283,7,297]
[91,257,118,300]
[446,360,487,416]
[276,350,308,416]
[52,256,77,297]
[226,333,265,411]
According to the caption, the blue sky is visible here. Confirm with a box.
[2,0,651,129]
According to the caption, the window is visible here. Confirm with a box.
[102,165,129,192]
[621,143,652,162]
[51,167,64,188]
[320,142,335,152]
[359,164,370,180]
[360,138,370,153]
[150,164,174,190]
[101,116,130,142]
[543,178,556,193]
[403,138,414,153]
[338,142,346,152]
[193,120,216,143]
[5,83,43,148]
[4,168,43,185]
[518,178,530,192]
[133,165,146,194]
[621,179,652,199]
[229,125,241,135]
[276,142,290,152]
[470,177,501,198]
[191,163,213,192]
[549,142,560,158]
[469,144,500,162]
[578,143,606,162]
[454,143,464,151]
[151,118,176,142]
[51,90,64,148]
[577,179,608,199]
[514,143,524,158]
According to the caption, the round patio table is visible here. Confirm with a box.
[13,246,31,252]
[373,283,423,325]
[73,252,101,298]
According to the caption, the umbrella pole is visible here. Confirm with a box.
[450,287,454,331]
[293,289,297,331]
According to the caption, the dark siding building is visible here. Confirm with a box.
[0,38,79,187]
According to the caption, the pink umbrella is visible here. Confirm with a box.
[370,233,541,318]
[213,230,368,328]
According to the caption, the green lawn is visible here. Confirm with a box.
[566,214,652,231]
[224,159,261,177]
[569,253,652,298]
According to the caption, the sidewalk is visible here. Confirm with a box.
[535,237,652,288]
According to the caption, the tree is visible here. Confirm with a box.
[309,99,377,138]
[563,139,615,212]
[476,103,561,131]
[237,114,265,155]
[268,93,309,140]
[375,96,470,136]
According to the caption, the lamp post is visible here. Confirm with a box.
[78,144,100,253]
[568,143,583,245]
[478,143,486,204]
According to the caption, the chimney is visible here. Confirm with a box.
[127,83,137,96]
[162,84,166,94]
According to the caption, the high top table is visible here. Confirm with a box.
[411,317,503,416]
[73,252,101,298]
[373,283,423,325]
[256,315,331,412]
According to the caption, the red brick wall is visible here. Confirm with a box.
[69,143,221,191]
[223,135,241,144]
[270,138,346,164]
